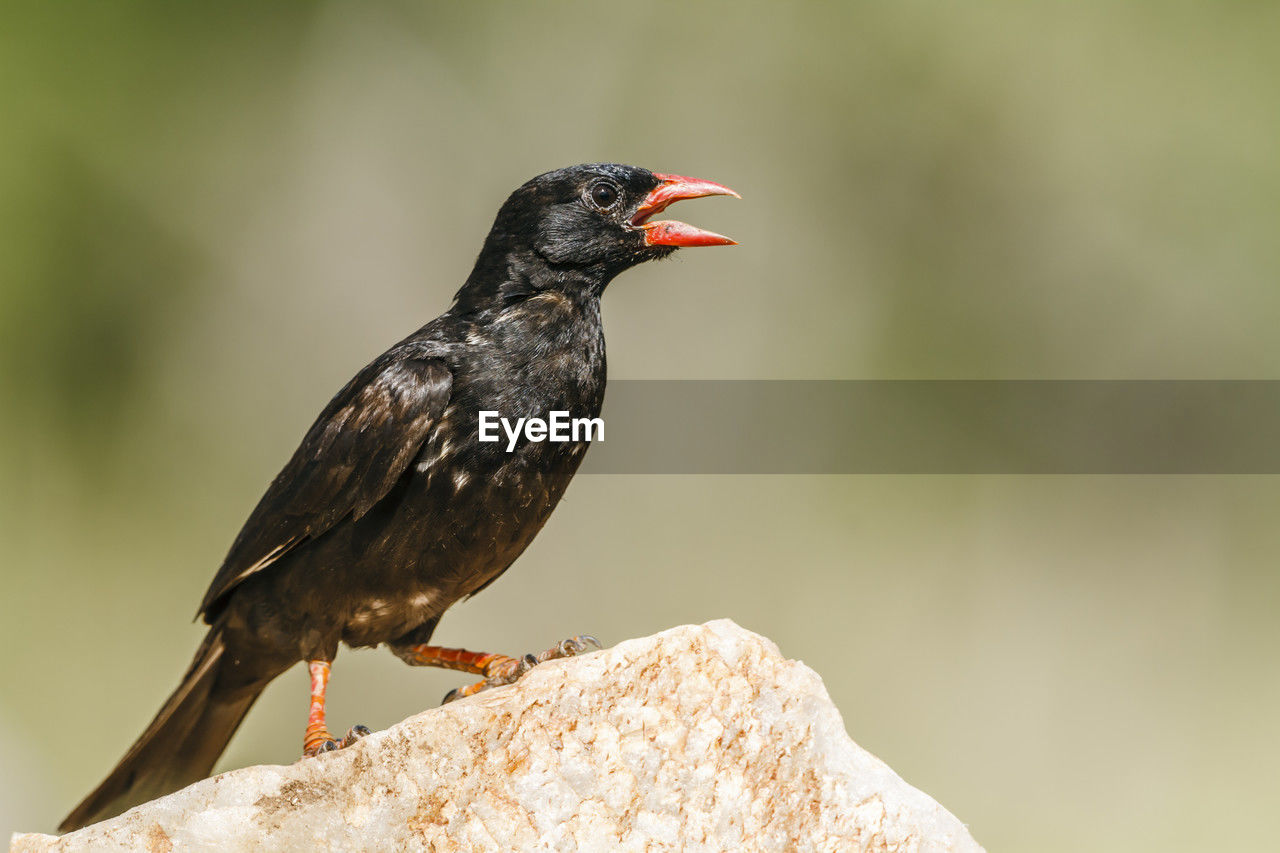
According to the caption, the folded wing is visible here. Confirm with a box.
[198,356,453,619]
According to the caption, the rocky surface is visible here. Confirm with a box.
[12,620,981,852]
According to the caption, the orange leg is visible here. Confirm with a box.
[302,660,370,757]
[397,645,529,676]
[394,636,601,704]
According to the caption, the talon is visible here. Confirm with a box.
[539,634,603,663]
[342,725,372,747]
[304,735,341,757]
[557,634,601,657]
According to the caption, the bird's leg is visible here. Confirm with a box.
[302,660,335,755]
[301,660,370,757]
[393,636,602,704]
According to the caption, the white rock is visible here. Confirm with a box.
[12,620,982,852]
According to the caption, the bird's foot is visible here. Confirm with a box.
[302,724,371,757]
[441,635,601,704]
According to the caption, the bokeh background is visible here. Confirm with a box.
[3,2,1278,848]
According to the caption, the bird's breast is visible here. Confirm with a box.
[337,296,608,628]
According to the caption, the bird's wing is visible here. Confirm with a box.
[198,355,453,618]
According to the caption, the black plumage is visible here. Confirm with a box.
[61,163,737,831]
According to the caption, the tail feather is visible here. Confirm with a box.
[59,630,274,832]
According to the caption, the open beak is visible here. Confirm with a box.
[631,173,740,247]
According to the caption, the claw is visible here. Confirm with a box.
[341,725,372,747]
[302,731,341,757]
[305,737,340,756]
[561,634,601,656]
[303,725,370,755]
[544,634,603,662]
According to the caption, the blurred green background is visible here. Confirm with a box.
[2,2,1278,848]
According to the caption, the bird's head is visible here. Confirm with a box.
[454,163,738,311]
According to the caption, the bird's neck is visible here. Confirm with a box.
[452,243,615,315]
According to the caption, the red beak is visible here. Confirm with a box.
[631,173,740,247]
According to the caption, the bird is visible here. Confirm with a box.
[60,163,738,831]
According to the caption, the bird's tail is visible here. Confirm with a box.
[59,628,279,832]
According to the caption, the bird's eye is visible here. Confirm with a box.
[589,182,619,209]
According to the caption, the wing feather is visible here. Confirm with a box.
[198,356,452,618]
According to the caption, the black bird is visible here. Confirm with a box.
[61,163,738,831]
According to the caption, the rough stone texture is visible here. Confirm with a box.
[13,620,981,852]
